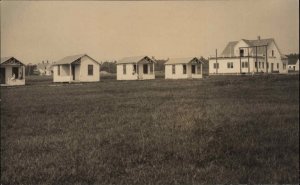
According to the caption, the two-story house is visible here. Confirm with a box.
[209,37,288,75]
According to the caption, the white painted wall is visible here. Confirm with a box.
[116,62,155,80]
[165,64,202,79]
[79,56,100,82]
[116,64,138,80]
[53,65,72,82]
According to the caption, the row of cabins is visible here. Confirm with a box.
[1,37,298,86]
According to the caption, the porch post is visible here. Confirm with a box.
[200,62,202,75]
[136,62,138,79]
[69,64,71,83]
[153,62,154,75]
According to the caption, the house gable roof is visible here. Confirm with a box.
[117,56,156,64]
[221,38,280,57]
[164,57,203,65]
[52,54,100,65]
[1,57,25,65]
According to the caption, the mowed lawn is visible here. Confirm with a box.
[1,74,299,184]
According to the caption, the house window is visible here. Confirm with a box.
[123,64,126,74]
[192,65,196,74]
[213,63,219,69]
[255,62,258,68]
[133,64,137,73]
[272,50,274,57]
[58,65,60,76]
[172,65,175,74]
[143,64,148,74]
[242,62,248,68]
[262,62,264,68]
[240,49,244,57]
[259,62,261,68]
[149,64,153,74]
[183,64,187,74]
[277,63,279,69]
[12,67,19,78]
[283,64,286,70]
[227,62,233,68]
[88,65,93,75]
[197,64,201,74]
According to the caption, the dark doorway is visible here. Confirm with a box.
[271,63,274,73]
[143,64,148,74]
[0,68,5,84]
[71,65,75,80]
[191,65,196,74]
[12,67,19,78]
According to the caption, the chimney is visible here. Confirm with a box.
[257,36,261,40]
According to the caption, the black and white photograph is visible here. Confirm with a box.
[0,0,299,184]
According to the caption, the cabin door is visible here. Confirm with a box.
[0,68,5,84]
[271,63,274,73]
[71,65,75,80]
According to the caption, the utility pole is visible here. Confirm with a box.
[216,49,218,74]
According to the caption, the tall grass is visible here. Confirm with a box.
[1,75,299,184]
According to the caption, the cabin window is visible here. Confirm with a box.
[172,65,175,74]
[277,63,279,69]
[149,64,153,74]
[12,67,19,78]
[88,65,93,75]
[143,64,148,74]
[183,64,187,74]
[213,63,219,69]
[240,49,244,57]
[192,65,196,74]
[227,62,233,69]
[197,64,201,74]
[58,65,60,76]
[123,64,126,74]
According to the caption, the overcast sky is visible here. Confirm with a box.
[1,0,299,64]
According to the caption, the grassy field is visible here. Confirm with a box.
[1,74,299,184]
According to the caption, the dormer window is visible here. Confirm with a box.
[240,49,244,57]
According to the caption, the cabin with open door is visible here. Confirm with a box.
[0,57,25,86]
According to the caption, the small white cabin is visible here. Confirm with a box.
[116,56,156,80]
[52,54,101,83]
[165,57,203,79]
[288,59,299,71]
[0,57,25,86]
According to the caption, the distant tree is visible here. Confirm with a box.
[155,59,167,72]
[100,61,116,73]
[25,64,37,76]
